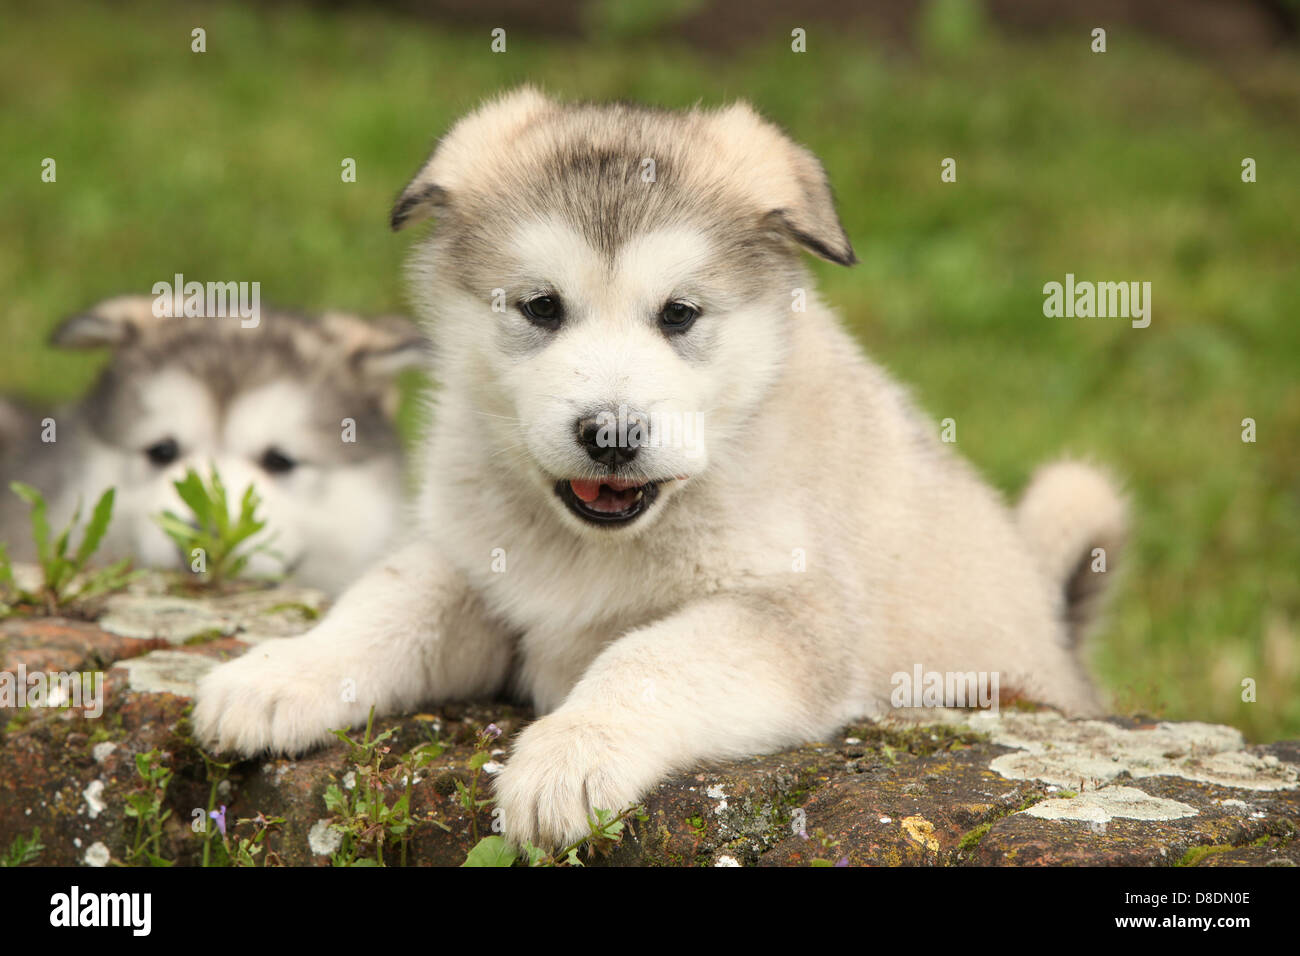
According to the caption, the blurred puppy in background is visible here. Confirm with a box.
[0,295,425,593]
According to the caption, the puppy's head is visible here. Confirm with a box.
[394,87,854,535]
[48,297,426,590]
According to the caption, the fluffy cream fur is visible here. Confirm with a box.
[195,89,1127,849]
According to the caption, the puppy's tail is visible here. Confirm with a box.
[1016,459,1128,646]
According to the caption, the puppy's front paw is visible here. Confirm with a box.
[192,638,366,757]
[492,711,654,851]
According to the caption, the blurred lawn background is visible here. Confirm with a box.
[0,0,1297,739]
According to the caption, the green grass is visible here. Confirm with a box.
[1,1,1297,739]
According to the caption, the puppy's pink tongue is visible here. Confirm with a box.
[570,479,602,502]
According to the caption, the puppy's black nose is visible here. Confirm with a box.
[576,410,648,468]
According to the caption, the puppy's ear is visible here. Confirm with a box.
[389,183,449,232]
[390,85,553,231]
[759,161,858,266]
[712,102,857,266]
[319,312,429,419]
[352,317,430,381]
[49,295,162,349]
[320,312,429,377]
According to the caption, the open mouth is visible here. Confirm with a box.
[555,476,661,526]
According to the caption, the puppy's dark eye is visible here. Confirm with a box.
[519,295,563,329]
[260,448,297,474]
[145,438,179,466]
[659,301,699,333]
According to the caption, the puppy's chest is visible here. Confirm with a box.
[473,535,700,638]
[455,504,813,639]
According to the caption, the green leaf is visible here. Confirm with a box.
[523,842,549,867]
[74,488,116,568]
[11,482,51,568]
[413,743,445,766]
[323,785,349,814]
[154,466,276,585]
[461,835,518,867]
[69,559,136,603]
[234,484,263,539]
[154,510,202,549]
[468,750,493,771]
[329,728,359,749]
[209,467,230,538]
[1,827,44,867]
[0,542,14,592]
[172,470,213,528]
[50,497,81,579]
[123,793,153,818]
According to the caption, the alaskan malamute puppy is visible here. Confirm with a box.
[0,296,424,594]
[196,89,1127,848]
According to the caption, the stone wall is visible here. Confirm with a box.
[1,574,1295,867]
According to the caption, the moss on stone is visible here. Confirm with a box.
[182,628,229,646]
[1176,844,1233,867]
[841,722,989,758]
[958,821,992,853]
[263,602,320,621]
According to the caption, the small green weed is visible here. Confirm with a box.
[121,749,173,867]
[153,466,280,587]
[0,827,44,866]
[1,482,134,614]
[463,804,649,868]
[324,707,449,866]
